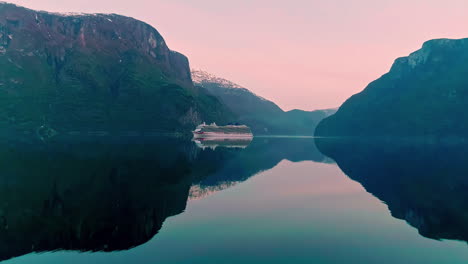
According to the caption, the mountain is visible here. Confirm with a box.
[192,70,336,135]
[315,38,468,137]
[0,3,232,134]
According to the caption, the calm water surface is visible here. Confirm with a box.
[1,136,468,263]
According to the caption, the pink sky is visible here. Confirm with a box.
[6,0,468,111]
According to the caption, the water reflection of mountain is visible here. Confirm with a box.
[0,136,327,262]
[0,136,195,262]
[316,138,468,243]
[189,137,331,199]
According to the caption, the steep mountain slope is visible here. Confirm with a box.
[192,70,335,135]
[0,3,231,133]
[316,38,468,137]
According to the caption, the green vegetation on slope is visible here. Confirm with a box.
[316,38,468,137]
[0,3,233,133]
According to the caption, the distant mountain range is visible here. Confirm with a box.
[192,70,336,135]
[0,3,231,133]
[316,38,468,137]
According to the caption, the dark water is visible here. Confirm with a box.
[0,136,467,263]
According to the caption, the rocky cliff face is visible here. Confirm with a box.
[315,38,468,137]
[0,3,192,86]
[0,3,230,133]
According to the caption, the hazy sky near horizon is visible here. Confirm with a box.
[6,0,468,110]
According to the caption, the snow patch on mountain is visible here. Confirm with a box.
[191,69,270,101]
[191,70,245,89]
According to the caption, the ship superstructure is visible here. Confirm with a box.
[193,123,253,139]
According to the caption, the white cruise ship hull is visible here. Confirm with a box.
[193,132,253,139]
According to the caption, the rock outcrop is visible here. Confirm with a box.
[0,3,231,133]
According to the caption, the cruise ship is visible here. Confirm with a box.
[193,122,253,139]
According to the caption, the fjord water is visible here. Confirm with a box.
[2,136,468,263]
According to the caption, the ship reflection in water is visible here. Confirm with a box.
[193,138,252,150]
